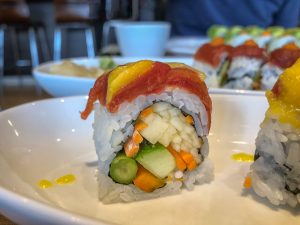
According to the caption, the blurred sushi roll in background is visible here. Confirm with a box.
[224,40,267,90]
[193,38,232,87]
[81,60,213,203]
[207,25,300,50]
[245,59,300,207]
[267,35,300,53]
[202,25,300,90]
[261,43,300,90]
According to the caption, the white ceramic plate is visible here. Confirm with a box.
[166,36,210,55]
[33,57,193,97]
[0,94,299,225]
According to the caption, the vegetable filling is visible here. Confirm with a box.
[109,102,204,192]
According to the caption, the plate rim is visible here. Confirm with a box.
[0,185,105,225]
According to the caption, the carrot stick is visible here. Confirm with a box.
[179,150,197,171]
[185,115,194,125]
[167,145,187,171]
[135,121,148,131]
[132,130,143,144]
[133,164,165,192]
[139,107,153,119]
[187,160,197,171]
[124,138,139,157]
[243,176,252,188]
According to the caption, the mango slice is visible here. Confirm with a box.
[106,60,154,103]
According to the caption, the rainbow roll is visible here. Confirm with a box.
[225,40,267,90]
[193,38,232,87]
[247,59,300,207]
[81,60,213,203]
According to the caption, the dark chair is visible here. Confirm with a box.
[0,0,49,97]
[101,0,139,53]
[53,0,101,60]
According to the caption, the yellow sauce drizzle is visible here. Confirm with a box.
[231,153,254,162]
[56,174,76,185]
[38,179,53,189]
[38,174,76,189]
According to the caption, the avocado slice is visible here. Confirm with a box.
[135,143,176,179]
[207,25,228,39]
[109,153,138,184]
[218,60,230,87]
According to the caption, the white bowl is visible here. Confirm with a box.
[114,21,171,57]
[166,36,210,55]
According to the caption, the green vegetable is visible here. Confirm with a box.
[245,26,263,36]
[252,71,262,90]
[135,143,175,179]
[224,26,243,42]
[218,60,230,87]
[286,28,300,39]
[267,26,285,38]
[109,153,138,184]
[207,25,228,39]
[99,57,117,70]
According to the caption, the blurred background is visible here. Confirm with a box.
[0,0,162,109]
[1,0,300,110]
[0,0,168,75]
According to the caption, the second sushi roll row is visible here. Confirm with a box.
[207,25,300,50]
[194,38,300,90]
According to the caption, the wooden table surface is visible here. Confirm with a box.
[0,215,16,225]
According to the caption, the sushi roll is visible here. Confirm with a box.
[246,59,300,207]
[224,40,267,90]
[81,60,213,203]
[261,43,300,90]
[193,38,232,87]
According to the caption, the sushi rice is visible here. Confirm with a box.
[250,118,300,207]
[260,63,283,90]
[93,89,213,203]
[193,60,220,88]
[224,57,263,89]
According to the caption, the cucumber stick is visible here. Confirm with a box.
[135,143,176,179]
[109,153,138,184]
